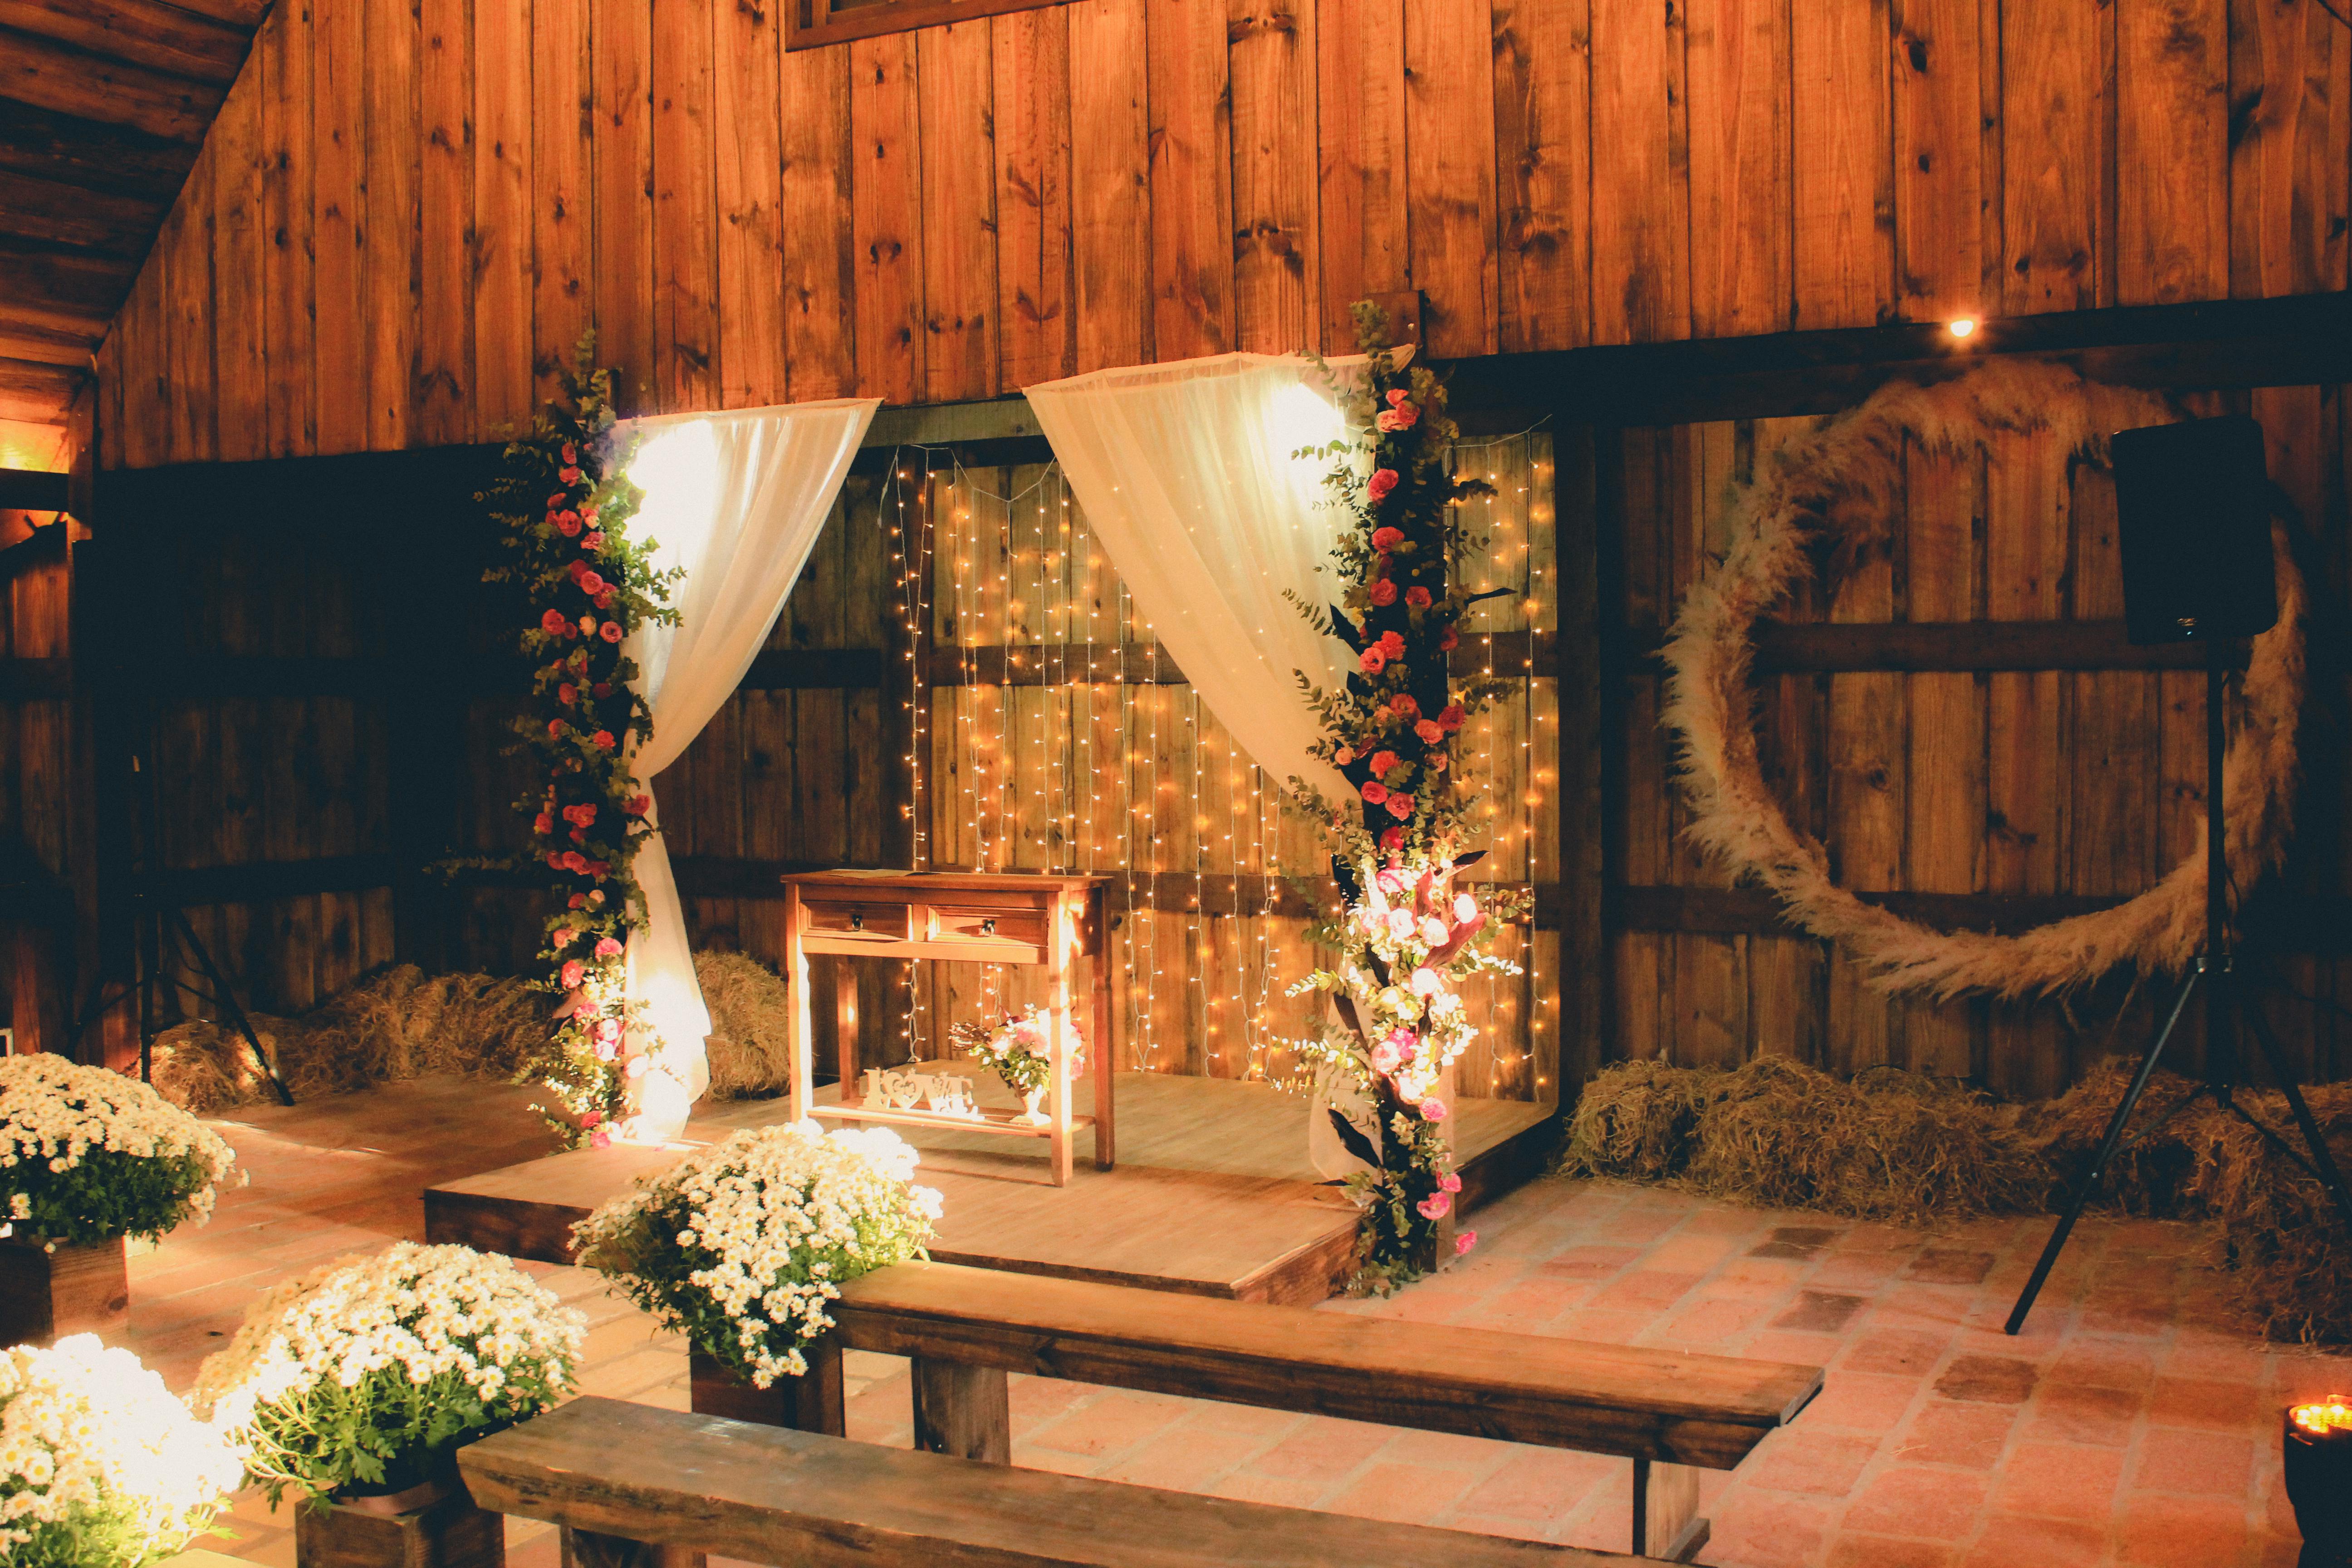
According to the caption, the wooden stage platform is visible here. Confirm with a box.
[425,1071,1556,1305]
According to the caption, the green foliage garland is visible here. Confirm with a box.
[475,340,681,1146]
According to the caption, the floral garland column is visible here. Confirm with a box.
[1289,304,1530,1294]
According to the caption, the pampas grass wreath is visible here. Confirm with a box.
[1660,359,2309,1002]
[1565,1056,2352,1344]
[150,951,797,1114]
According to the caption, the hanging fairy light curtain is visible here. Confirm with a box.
[616,397,881,1139]
[1023,353,1368,805]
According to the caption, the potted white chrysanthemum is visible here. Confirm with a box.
[572,1121,939,1424]
[0,1055,240,1346]
[193,1241,584,1568]
[0,1334,247,1568]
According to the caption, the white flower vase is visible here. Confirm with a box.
[1019,1086,1049,1126]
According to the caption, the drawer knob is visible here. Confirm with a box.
[980,918,996,936]
[849,911,864,932]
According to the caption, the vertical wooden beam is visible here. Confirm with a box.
[1685,0,1791,340]
[1890,0,1982,320]
[212,70,267,465]
[419,0,475,443]
[592,0,656,413]
[715,0,786,410]
[1068,0,1152,372]
[1146,0,1232,360]
[1588,0,1688,345]
[1998,0,2103,315]
[363,0,420,448]
[2227,0,2351,299]
[1228,0,1317,354]
[851,33,924,402]
[162,151,217,465]
[1402,0,1498,358]
[1790,0,1892,328]
[911,1358,1013,1464]
[651,0,719,413]
[2115,0,2228,304]
[991,10,1075,387]
[473,0,534,432]
[1553,423,1602,1097]
[917,22,998,399]
[260,0,316,458]
[1317,0,1406,352]
[534,0,593,402]
[781,44,857,400]
[1492,0,1591,354]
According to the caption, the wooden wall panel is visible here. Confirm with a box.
[104,0,2352,449]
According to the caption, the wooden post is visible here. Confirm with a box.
[909,1357,1011,1463]
[1089,884,1112,1168]
[1630,1456,1707,1563]
[784,884,813,1118]
[558,1529,703,1568]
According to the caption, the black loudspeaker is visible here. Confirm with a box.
[2111,416,2278,647]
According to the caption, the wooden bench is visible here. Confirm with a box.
[458,1395,1682,1568]
[751,1260,1823,1561]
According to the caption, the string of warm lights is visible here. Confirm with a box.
[867,432,1557,1095]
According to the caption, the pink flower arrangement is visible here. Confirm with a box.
[1366,468,1399,504]
[1405,586,1432,609]
[1368,579,1397,607]
[1370,526,1404,553]
[1361,781,1389,806]
[1359,646,1387,674]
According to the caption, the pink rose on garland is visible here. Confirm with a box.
[579,570,606,595]
[558,684,577,706]
[560,960,585,989]
[1333,746,1355,766]
[1359,645,1387,674]
[1455,1231,1477,1255]
[1370,749,1399,777]
[1361,781,1389,805]
[1366,468,1399,504]
[1368,579,1397,607]
[625,794,652,816]
[595,936,623,958]
[1438,1172,1462,1194]
[1428,752,1447,772]
[541,608,571,638]
[1378,630,1405,659]
[1419,1098,1448,1122]
[1416,719,1444,745]
[1439,625,1458,652]
[1385,793,1412,819]
[582,531,603,551]
[1437,704,1465,732]
[1376,390,1420,432]
[1370,526,1404,553]
[600,622,623,643]
[593,682,613,698]
[561,443,579,465]
[592,730,616,750]
[1416,1192,1450,1220]
[594,590,615,609]
[1405,586,1432,609]
[1380,825,1406,851]
[547,719,565,739]
[1369,1040,1401,1074]
[1390,694,1419,719]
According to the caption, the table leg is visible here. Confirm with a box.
[910,1358,1011,1464]
[834,961,861,1104]
[1049,892,1073,1186]
[785,887,813,1119]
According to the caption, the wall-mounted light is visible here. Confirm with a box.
[1947,317,1979,340]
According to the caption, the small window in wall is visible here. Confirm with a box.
[788,0,1063,49]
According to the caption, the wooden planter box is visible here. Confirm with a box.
[292,1484,505,1568]
[0,1236,128,1346]
[687,1338,841,1435]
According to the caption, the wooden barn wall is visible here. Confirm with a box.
[1606,382,2352,1099]
[91,0,2352,469]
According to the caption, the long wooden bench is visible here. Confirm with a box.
[458,1395,1683,1568]
[748,1260,1823,1561]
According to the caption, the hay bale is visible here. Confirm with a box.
[1560,1059,1714,1181]
[696,950,794,1099]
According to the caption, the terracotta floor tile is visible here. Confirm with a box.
[1893,1401,2018,1469]
[1932,1353,2040,1405]
[1842,1327,1950,1378]
[1702,1490,1836,1568]
[1960,1513,2111,1568]
[1245,1414,1395,1480]
[2113,1494,2254,1568]
[1321,1460,1475,1525]
[1741,1430,1884,1496]
[1985,1441,2126,1521]
[1826,1534,1957,1568]
[2146,1376,2263,1432]
[1454,1447,1621,1521]
[1775,1291,1870,1334]
[1839,1465,1990,1540]
[2020,1382,2144,1447]
[1803,1372,1927,1433]
[1024,1391,1191,1457]
[2130,1427,2258,1496]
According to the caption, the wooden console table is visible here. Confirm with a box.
[780,870,1114,1185]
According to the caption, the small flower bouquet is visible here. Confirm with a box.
[949,1009,1084,1122]
[0,1334,246,1568]
[193,1241,585,1507]
[0,1055,240,1247]
[572,1122,940,1389]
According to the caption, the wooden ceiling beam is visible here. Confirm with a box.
[0,356,81,423]
[0,25,224,143]
[0,240,138,318]
[0,167,163,255]
[0,0,253,85]
[0,322,95,366]
[0,97,199,200]
[150,0,267,28]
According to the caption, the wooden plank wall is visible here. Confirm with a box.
[1607,382,2352,1099]
[95,0,2351,466]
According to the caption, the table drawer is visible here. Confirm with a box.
[927,903,1048,952]
[803,898,914,941]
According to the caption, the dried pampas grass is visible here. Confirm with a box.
[1659,360,2308,1002]
[1568,1055,2352,1343]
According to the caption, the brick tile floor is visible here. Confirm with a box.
[130,1078,2349,1567]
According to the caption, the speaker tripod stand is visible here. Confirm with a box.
[2006,647,2352,1335]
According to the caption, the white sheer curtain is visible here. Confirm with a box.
[615,397,880,1140]
[1023,353,1366,805]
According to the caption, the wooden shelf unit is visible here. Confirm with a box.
[781,870,1115,1186]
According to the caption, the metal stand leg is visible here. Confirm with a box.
[2235,988,2352,1235]
[2005,969,2200,1335]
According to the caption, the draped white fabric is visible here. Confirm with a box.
[1023,353,1366,806]
[615,397,880,1139]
